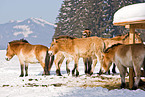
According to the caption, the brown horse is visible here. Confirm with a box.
[50,32,142,76]
[102,32,143,74]
[53,29,93,76]
[5,39,53,77]
[49,36,105,76]
[103,43,145,90]
[82,29,92,74]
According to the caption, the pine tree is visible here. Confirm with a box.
[54,0,144,39]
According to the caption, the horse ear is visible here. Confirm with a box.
[53,39,58,43]
[8,43,10,46]
[54,39,56,43]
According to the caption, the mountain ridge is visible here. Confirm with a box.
[0,18,55,50]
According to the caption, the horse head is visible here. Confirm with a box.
[103,43,123,72]
[5,43,15,61]
[5,39,29,61]
[48,39,59,55]
[49,36,75,55]
[102,53,112,72]
[82,29,92,38]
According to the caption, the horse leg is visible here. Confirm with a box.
[40,61,49,75]
[88,57,92,75]
[143,58,145,76]
[72,59,79,77]
[49,55,54,71]
[117,63,127,88]
[20,64,24,77]
[83,58,88,74]
[98,54,104,75]
[112,63,116,73]
[132,62,142,90]
[25,63,28,76]
[54,54,65,76]
[90,59,97,75]
[44,50,50,75]
[66,59,71,75]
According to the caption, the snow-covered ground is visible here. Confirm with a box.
[0,50,145,97]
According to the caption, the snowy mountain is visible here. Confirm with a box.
[0,18,56,49]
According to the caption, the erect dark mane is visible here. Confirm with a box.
[9,39,29,44]
[104,43,123,53]
[55,35,76,40]
[122,33,129,41]
[122,32,141,41]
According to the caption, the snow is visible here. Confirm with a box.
[0,50,145,97]
[13,25,33,37]
[30,17,57,27]
[113,3,145,24]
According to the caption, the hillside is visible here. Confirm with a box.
[0,18,55,49]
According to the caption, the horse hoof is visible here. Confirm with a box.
[132,86,137,90]
[76,74,79,77]
[76,72,79,77]
[112,69,116,74]
[19,75,24,77]
[85,73,88,75]
[67,69,70,75]
[104,71,110,75]
[120,83,125,89]
[56,70,61,76]
[45,74,50,76]
[89,72,93,76]
[57,74,62,76]
[25,74,28,77]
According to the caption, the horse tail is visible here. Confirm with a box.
[143,58,145,74]
[44,50,50,75]
[49,55,54,71]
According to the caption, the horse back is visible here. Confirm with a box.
[16,44,48,63]
[73,37,104,55]
[33,45,48,61]
[116,44,145,67]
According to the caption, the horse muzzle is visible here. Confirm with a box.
[48,50,53,55]
[5,57,10,61]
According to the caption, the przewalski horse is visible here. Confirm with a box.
[102,32,143,74]
[82,29,92,74]
[50,35,91,76]
[52,29,93,76]
[103,43,145,90]
[49,36,105,76]
[5,39,54,77]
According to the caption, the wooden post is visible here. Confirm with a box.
[129,24,135,89]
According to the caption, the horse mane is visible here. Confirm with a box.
[55,35,76,40]
[122,32,142,41]
[104,43,123,53]
[9,39,29,44]
[122,33,129,41]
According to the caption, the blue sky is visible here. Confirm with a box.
[0,0,64,24]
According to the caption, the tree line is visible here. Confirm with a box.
[54,0,145,41]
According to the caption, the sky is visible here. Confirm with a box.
[0,0,64,24]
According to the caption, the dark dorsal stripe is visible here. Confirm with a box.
[104,43,123,53]
[55,35,76,40]
[9,39,29,44]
